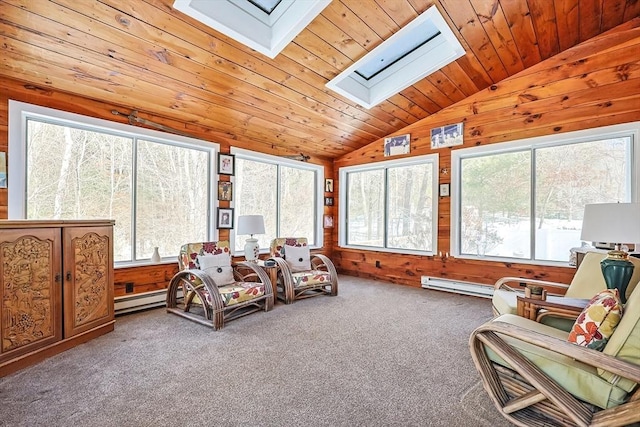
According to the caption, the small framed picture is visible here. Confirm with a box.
[324,197,334,206]
[439,183,450,197]
[325,178,334,193]
[218,181,233,201]
[218,153,235,176]
[217,207,234,229]
[384,134,410,157]
[323,214,334,228]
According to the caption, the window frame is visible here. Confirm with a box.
[8,100,219,266]
[338,153,439,255]
[451,122,640,266]
[230,147,324,254]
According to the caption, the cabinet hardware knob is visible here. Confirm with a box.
[55,273,62,283]
[66,272,72,281]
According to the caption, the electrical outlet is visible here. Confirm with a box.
[375,260,381,268]
[125,282,134,293]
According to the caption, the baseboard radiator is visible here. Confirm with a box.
[421,276,493,299]
[115,289,169,315]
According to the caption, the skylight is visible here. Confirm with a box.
[173,0,331,59]
[326,6,465,109]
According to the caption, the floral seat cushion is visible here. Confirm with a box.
[290,271,332,288]
[203,282,265,307]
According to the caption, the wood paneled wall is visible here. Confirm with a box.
[0,79,335,296]
[332,18,640,290]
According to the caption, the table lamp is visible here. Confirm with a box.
[237,215,265,262]
[580,203,640,303]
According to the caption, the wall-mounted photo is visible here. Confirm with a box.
[325,178,334,193]
[218,153,235,175]
[217,207,234,229]
[431,123,463,149]
[0,152,6,188]
[218,181,233,201]
[324,197,334,206]
[323,214,334,228]
[384,134,410,157]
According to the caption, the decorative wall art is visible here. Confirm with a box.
[218,181,233,201]
[218,153,235,175]
[431,123,463,149]
[217,208,234,229]
[324,197,334,206]
[323,214,334,228]
[384,134,410,156]
[0,152,6,188]
[325,178,334,193]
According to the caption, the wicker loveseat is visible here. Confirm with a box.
[166,241,273,329]
[268,237,338,304]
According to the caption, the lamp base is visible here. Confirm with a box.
[601,251,634,304]
[244,238,259,262]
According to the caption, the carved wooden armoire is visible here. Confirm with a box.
[0,220,115,376]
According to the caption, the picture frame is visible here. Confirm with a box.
[431,123,463,149]
[217,207,234,229]
[0,152,6,189]
[384,134,410,157]
[325,178,334,193]
[218,181,233,201]
[323,214,334,228]
[324,197,334,206]
[439,183,450,197]
[218,153,235,176]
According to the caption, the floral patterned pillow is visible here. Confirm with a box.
[568,289,623,351]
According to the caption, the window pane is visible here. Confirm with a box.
[460,151,531,258]
[534,138,630,261]
[26,120,133,262]
[347,169,384,247]
[136,140,209,260]
[280,166,315,243]
[387,163,434,250]
[234,158,277,250]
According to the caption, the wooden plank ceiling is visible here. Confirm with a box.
[1,0,638,159]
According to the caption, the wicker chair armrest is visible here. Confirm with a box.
[234,261,273,297]
[494,276,570,294]
[311,253,338,276]
[172,268,224,307]
[471,319,640,384]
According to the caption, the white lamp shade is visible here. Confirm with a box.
[580,203,640,245]
[237,215,265,236]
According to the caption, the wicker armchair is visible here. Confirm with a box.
[470,283,640,427]
[268,237,338,304]
[166,241,273,329]
[492,252,640,331]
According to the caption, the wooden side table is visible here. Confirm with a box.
[516,295,589,323]
[256,260,278,300]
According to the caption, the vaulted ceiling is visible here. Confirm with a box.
[1,0,638,159]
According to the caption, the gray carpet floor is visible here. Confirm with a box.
[0,275,511,426]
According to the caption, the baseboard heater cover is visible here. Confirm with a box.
[421,276,493,299]
[115,289,171,315]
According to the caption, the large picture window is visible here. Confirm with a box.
[339,155,438,254]
[9,101,216,264]
[453,123,638,263]
[232,148,322,253]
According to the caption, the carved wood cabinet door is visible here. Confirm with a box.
[63,226,114,338]
[0,228,63,362]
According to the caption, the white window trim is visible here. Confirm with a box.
[8,100,219,266]
[338,153,439,256]
[451,122,640,266]
[230,147,324,254]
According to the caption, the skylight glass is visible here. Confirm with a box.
[247,0,282,15]
[173,0,330,59]
[355,21,440,81]
[326,6,465,109]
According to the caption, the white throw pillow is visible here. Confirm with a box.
[284,244,311,272]
[197,253,235,286]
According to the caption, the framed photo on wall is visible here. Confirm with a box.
[323,214,334,228]
[218,153,235,175]
[217,207,234,229]
[324,197,334,206]
[218,181,233,201]
[325,178,334,193]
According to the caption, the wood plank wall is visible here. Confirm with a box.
[332,18,640,290]
[0,80,335,297]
